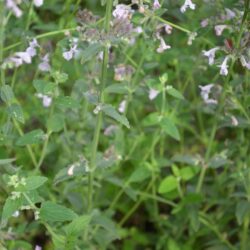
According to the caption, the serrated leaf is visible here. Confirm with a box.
[33,80,56,95]
[40,201,78,222]
[0,85,15,103]
[158,175,178,194]
[18,176,48,192]
[102,104,130,128]
[236,201,250,225]
[16,129,45,146]
[0,158,16,165]
[47,114,65,132]
[166,85,184,100]
[7,103,24,123]
[80,43,103,63]
[64,215,91,236]
[55,96,80,109]
[51,71,68,83]
[160,117,180,141]
[142,112,160,127]
[1,197,23,222]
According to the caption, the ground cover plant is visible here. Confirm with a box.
[0,0,250,249]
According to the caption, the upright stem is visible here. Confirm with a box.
[87,0,113,213]
[0,0,6,86]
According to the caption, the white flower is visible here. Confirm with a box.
[202,47,220,65]
[199,84,217,104]
[135,26,143,34]
[180,0,196,13]
[156,37,171,53]
[38,54,51,72]
[6,0,23,18]
[187,32,197,45]
[12,211,20,217]
[34,0,43,7]
[15,52,32,64]
[219,56,230,76]
[63,45,78,61]
[36,93,52,108]
[67,165,75,176]
[214,25,228,36]
[164,24,173,34]
[231,116,238,126]
[153,0,161,10]
[240,56,250,70]
[118,100,126,113]
[149,88,160,100]
[113,4,132,20]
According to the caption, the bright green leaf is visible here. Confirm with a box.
[158,175,178,194]
[160,117,180,141]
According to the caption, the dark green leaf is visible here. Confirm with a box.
[16,129,45,146]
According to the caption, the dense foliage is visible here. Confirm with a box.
[0,0,250,249]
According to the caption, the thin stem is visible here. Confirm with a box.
[0,0,6,86]
[87,0,113,213]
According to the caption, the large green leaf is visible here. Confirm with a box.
[64,215,91,236]
[17,176,48,192]
[7,103,24,123]
[55,96,80,109]
[160,117,180,141]
[16,129,45,146]
[40,201,78,222]
[0,85,15,103]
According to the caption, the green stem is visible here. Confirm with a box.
[87,0,113,213]
[0,0,6,86]
[241,216,250,250]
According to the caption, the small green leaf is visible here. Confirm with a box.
[0,85,15,103]
[158,175,178,194]
[102,104,130,128]
[40,201,78,222]
[51,71,68,83]
[129,165,151,183]
[18,176,48,192]
[142,112,160,127]
[179,166,200,181]
[47,114,65,132]
[80,43,103,63]
[160,117,180,141]
[236,201,250,225]
[166,85,184,100]
[16,129,45,146]
[7,104,24,123]
[104,84,129,94]
[55,96,80,109]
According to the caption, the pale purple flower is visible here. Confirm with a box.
[199,84,217,104]
[36,93,52,108]
[156,37,171,53]
[219,56,230,76]
[202,47,220,65]
[214,25,228,36]
[135,26,143,34]
[38,54,51,72]
[118,100,126,113]
[6,0,23,18]
[63,45,78,61]
[180,0,196,13]
[35,245,42,250]
[34,0,43,7]
[201,18,209,27]
[153,0,161,10]
[187,32,197,45]
[225,8,236,20]
[149,88,160,100]
[164,24,173,34]
[240,56,250,70]
[231,116,238,126]
[113,4,132,20]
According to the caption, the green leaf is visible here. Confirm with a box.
[16,129,45,146]
[104,84,129,94]
[18,176,48,192]
[1,197,22,222]
[33,80,56,95]
[236,201,250,225]
[102,104,130,128]
[160,117,180,141]
[142,112,160,127]
[80,43,103,63]
[64,215,91,236]
[179,166,200,181]
[40,201,78,222]
[158,175,178,194]
[0,158,16,165]
[0,85,15,103]
[47,114,65,132]
[55,96,80,109]
[51,71,68,83]
[166,85,184,100]
[7,103,24,123]
[129,165,151,183]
